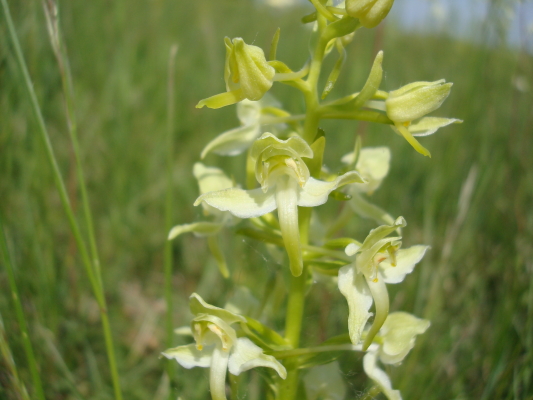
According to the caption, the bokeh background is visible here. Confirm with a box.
[1,0,532,399]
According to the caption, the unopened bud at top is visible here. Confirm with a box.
[225,37,275,101]
[345,0,395,29]
[385,80,453,123]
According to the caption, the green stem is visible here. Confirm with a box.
[0,218,46,400]
[280,11,331,399]
[2,2,122,399]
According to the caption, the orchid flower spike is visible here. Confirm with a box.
[162,293,286,400]
[197,37,275,109]
[338,217,429,349]
[195,133,365,276]
[363,312,430,400]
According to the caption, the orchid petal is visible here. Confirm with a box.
[210,345,231,400]
[379,312,430,365]
[189,293,246,325]
[355,147,390,192]
[193,315,238,350]
[338,265,373,345]
[228,337,287,378]
[380,245,429,284]
[251,133,313,161]
[357,217,406,254]
[342,147,390,193]
[195,187,277,219]
[276,175,302,276]
[394,122,431,158]
[161,343,214,369]
[409,117,462,137]
[194,163,234,195]
[168,222,224,240]
[363,351,402,400]
[197,89,246,109]
[297,171,364,207]
[356,236,402,277]
[201,123,261,158]
[237,99,262,125]
[362,276,389,350]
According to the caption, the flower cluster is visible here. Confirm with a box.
[165,0,458,398]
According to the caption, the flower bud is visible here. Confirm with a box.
[345,0,395,29]
[225,37,275,101]
[385,80,453,123]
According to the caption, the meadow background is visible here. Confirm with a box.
[1,0,532,399]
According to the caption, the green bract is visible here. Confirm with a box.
[197,37,275,109]
[162,294,286,400]
[345,0,395,29]
[195,133,364,276]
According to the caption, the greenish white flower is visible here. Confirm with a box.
[168,163,237,277]
[338,217,428,349]
[385,80,459,157]
[362,312,430,400]
[200,95,287,159]
[162,293,286,400]
[197,37,275,109]
[345,0,395,28]
[195,133,365,277]
[342,146,390,194]
[341,146,395,227]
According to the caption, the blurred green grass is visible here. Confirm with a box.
[1,0,532,399]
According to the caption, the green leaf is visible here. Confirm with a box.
[302,11,317,24]
[328,189,352,201]
[321,40,346,100]
[269,28,281,61]
[285,350,343,371]
[352,51,383,109]
[236,227,284,247]
[323,16,360,41]
[307,136,326,178]
[308,260,346,276]
[324,237,362,249]
[243,318,291,351]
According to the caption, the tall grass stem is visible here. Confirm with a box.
[0,218,46,400]
[1,1,123,398]
[0,311,31,400]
